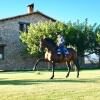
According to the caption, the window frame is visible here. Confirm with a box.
[0,45,5,60]
[19,22,30,33]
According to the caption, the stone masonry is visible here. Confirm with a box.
[0,13,56,71]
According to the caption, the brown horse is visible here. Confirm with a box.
[33,37,80,79]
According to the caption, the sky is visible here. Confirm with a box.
[0,0,100,24]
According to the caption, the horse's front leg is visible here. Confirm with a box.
[33,58,45,71]
[66,62,71,78]
[50,62,55,79]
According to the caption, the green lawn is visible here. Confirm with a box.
[0,70,100,100]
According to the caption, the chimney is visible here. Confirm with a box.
[27,3,34,13]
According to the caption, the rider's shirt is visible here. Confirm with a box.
[57,35,65,46]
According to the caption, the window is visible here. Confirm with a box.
[19,22,30,33]
[0,45,5,60]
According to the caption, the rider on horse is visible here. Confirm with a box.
[56,32,69,56]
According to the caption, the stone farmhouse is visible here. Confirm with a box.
[0,4,56,71]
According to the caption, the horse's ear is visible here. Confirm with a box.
[43,35,46,39]
[41,35,46,39]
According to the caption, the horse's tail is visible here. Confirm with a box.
[68,48,80,70]
[67,48,77,58]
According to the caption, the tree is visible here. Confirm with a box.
[97,34,100,43]
[64,19,97,64]
[95,27,100,65]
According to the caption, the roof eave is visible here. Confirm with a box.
[0,11,56,22]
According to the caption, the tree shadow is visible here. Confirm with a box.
[0,71,34,74]
[0,79,40,85]
[0,77,100,85]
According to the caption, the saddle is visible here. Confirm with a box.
[57,47,69,56]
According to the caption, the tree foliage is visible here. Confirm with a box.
[65,19,97,56]
[97,33,100,43]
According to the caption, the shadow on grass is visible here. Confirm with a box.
[0,78,100,85]
[0,71,34,74]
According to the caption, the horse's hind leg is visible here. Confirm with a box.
[74,59,80,78]
[66,62,71,78]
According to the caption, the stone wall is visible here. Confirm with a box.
[0,14,52,71]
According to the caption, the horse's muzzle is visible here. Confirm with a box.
[39,48,42,52]
[39,48,43,52]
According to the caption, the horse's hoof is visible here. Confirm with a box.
[66,76,68,78]
[77,74,79,78]
[66,75,69,78]
[33,67,36,71]
[50,78,53,79]
[50,77,54,79]
[77,76,79,78]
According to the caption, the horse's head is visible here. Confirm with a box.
[39,37,46,52]
[39,37,56,52]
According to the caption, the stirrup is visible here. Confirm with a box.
[65,51,69,54]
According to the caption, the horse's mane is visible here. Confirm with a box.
[44,38,56,47]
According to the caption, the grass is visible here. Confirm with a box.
[0,70,100,100]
